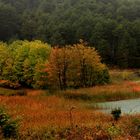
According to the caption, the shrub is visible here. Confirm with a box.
[107,125,122,138]
[111,108,121,121]
[0,108,19,138]
[2,120,19,138]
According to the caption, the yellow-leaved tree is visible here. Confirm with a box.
[46,40,110,89]
[9,40,51,88]
[0,42,12,80]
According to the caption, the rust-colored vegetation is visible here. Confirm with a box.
[1,67,140,139]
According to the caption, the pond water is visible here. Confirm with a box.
[97,98,140,114]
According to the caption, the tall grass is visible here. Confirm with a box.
[0,69,140,139]
[110,69,140,83]
[1,94,140,139]
[53,82,140,102]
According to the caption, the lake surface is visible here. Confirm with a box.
[97,98,140,114]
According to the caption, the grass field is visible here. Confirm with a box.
[1,69,140,139]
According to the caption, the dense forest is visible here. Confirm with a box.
[0,0,140,68]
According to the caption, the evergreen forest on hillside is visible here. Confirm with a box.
[0,0,139,68]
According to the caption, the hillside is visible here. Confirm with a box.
[0,0,139,68]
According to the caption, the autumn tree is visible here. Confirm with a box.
[71,41,110,87]
[46,46,72,90]
[0,42,11,79]
[12,40,51,87]
[46,41,110,89]
[0,40,51,88]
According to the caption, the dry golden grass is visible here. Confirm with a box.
[0,94,110,132]
[0,80,140,132]
[0,69,140,139]
[1,92,140,139]
[60,81,140,102]
[66,82,132,95]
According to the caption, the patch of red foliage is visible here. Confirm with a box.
[133,86,140,92]
[0,80,8,84]
[124,81,140,93]
[125,81,138,87]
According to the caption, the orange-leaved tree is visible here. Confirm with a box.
[45,46,72,90]
[46,40,110,89]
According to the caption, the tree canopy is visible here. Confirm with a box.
[0,40,109,89]
[0,0,139,68]
[46,41,109,89]
[0,40,51,88]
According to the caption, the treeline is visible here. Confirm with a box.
[0,40,109,89]
[0,0,139,68]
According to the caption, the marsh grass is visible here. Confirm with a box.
[0,70,140,139]
[110,69,140,83]
[0,86,140,139]
[62,90,140,102]
[49,69,140,102]
[52,82,140,102]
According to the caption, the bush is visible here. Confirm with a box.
[0,108,19,138]
[107,125,122,138]
[111,108,121,121]
[2,120,19,138]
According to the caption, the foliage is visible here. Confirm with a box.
[0,3,19,41]
[0,40,110,89]
[0,42,12,80]
[46,41,110,89]
[0,108,19,138]
[107,124,122,138]
[111,108,121,121]
[0,0,139,68]
[0,80,21,89]
[0,40,51,89]
[12,40,51,87]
